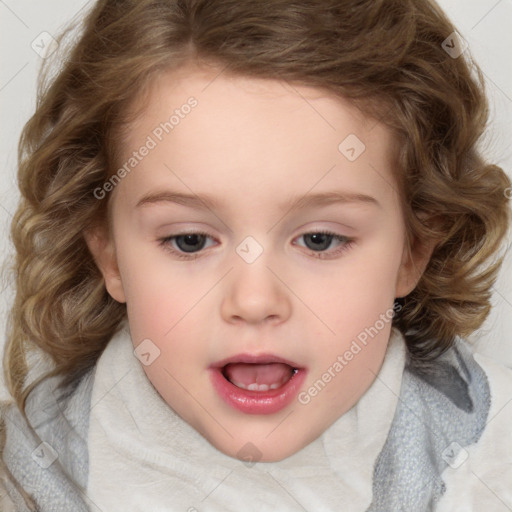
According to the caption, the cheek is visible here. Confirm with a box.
[314,237,403,332]
[120,253,211,412]
[295,229,403,407]
[117,242,203,333]
[301,246,401,414]
[117,244,213,374]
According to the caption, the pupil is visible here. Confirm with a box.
[176,234,206,253]
[304,233,332,251]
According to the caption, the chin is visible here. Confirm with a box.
[208,433,307,463]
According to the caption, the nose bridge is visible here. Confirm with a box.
[221,248,291,325]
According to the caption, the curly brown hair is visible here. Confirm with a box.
[3,0,511,416]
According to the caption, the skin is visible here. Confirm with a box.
[86,62,433,462]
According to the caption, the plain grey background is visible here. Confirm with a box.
[1,0,511,399]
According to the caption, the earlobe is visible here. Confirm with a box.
[84,227,126,304]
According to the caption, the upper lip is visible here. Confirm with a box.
[210,353,304,369]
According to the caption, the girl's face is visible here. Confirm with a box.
[87,63,429,462]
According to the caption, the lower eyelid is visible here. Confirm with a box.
[159,232,353,258]
[295,232,353,252]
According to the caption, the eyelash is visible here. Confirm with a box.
[157,230,354,260]
[158,231,215,261]
[295,230,354,260]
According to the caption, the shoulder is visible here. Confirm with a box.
[435,348,512,511]
[1,368,95,512]
[369,337,512,511]
[472,348,512,426]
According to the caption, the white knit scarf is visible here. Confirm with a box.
[86,324,406,512]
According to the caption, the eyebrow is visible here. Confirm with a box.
[135,190,380,211]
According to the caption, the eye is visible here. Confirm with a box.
[158,232,216,257]
[294,231,353,258]
[158,230,353,260]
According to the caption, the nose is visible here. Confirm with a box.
[220,260,292,326]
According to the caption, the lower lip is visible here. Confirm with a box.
[209,367,307,415]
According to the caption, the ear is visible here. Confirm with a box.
[395,234,437,298]
[84,226,126,303]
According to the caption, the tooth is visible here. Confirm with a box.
[231,380,288,391]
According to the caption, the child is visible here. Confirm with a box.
[1,0,511,510]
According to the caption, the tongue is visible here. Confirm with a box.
[223,363,294,386]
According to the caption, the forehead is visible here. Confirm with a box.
[114,63,400,213]
[128,62,386,142]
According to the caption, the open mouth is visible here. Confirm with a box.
[221,362,298,392]
[209,354,307,414]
